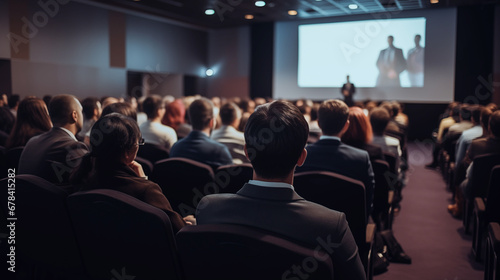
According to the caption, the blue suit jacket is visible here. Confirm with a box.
[169,130,232,169]
[296,138,375,214]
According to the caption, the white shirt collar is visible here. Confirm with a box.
[319,135,341,141]
[57,127,77,141]
[248,180,294,190]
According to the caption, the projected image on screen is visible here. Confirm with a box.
[298,18,426,88]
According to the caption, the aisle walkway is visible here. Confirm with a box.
[375,142,484,280]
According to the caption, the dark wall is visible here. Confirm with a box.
[403,103,448,140]
[0,59,12,95]
[250,22,274,99]
[454,5,494,104]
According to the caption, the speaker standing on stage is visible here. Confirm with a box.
[341,75,356,107]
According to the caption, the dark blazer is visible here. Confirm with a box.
[18,127,89,185]
[296,138,375,214]
[376,47,406,87]
[196,183,365,280]
[170,130,233,169]
[341,83,356,106]
[79,163,186,233]
[466,137,500,162]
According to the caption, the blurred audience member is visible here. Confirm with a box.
[6,97,52,149]
[211,102,248,164]
[0,106,15,146]
[8,94,20,117]
[77,97,101,141]
[162,99,186,132]
[342,106,384,160]
[140,95,177,150]
[370,107,402,159]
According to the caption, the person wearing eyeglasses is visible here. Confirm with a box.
[70,113,193,232]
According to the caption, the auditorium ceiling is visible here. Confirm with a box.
[83,0,498,28]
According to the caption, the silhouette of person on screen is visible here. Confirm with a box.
[407,34,425,87]
[341,75,355,107]
[376,35,406,87]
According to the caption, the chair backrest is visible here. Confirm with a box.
[176,224,334,280]
[372,159,391,215]
[6,146,24,170]
[215,163,253,194]
[67,189,182,280]
[151,157,215,216]
[486,165,500,223]
[383,151,398,175]
[0,174,84,276]
[136,143,169,165]
[470,153,500,198]
[293,171,366,247]
[135,156,153,176]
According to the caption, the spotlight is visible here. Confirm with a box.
[255,1,266,7]
[348,4,358,9]
[288,10,298,16]
[206,69,214,77]
[245,14,254,20]
[205,9,215,15]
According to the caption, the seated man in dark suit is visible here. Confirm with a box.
[170,97,232,169]
[196,100,365,280]
[211,102,248,164]
[296,99,375,215]
[18,94,89,185]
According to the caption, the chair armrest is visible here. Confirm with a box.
[366,223,376,244]
[488,222,500,251]
[388,190,394,205]
[474,197,486,213]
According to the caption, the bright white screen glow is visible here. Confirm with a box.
[298,18,426,88]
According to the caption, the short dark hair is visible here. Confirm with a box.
[8,94,20,109]
[318,100,349,136]
[370,107,390,135]
[81,97,100,120]
[489,110,500,138]
[219,102,240,126]
[481,108,493,130]
[470,105,483,124]
[142,95,164,119]
[244,101,308,179]
[49,94,80,127]
[460,105,472,121]
[102,102,137,122]
[188,98,214,130]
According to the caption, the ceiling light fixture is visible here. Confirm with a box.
[245,14,254,20]
[348,4,358,9]
[206,69,214,77]
[255,1,266,7]
[430,0,439,3]
[205,9,215,15]
[288,10,298,16]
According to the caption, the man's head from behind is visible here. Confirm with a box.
[318,99,349,136]
[244,101,309,180]
[49,94,83,133]
[189,97,215,131]
[219,102,241,128]
[370,107,390,136]
[142,95,165,120]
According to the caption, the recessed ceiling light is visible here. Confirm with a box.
[206,69,214,77]
[245,14,254,20]
[205,9,215,15]
[348,4,358,9]
[255,1,266,7]
[288,10,298,16]
[430,0,439,3]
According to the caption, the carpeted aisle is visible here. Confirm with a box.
[374,142,484,280]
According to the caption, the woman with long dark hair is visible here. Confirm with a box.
[70,113,191,232]
[6,97,52,149]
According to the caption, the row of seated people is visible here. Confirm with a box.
[0,94,409,279]
[426,101,500,276]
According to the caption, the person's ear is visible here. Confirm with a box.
[71,110,78,124]
[340,119,350,135]
[210,118,215,130]
[296,148,307,167]
[244,144,250,161]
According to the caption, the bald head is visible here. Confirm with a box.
[49,95,82,129]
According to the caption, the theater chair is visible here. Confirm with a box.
[485,223,500,280]
[473,165,500,262]
[372,159,395,231]
[5,146,24,170]
[294,171,375,280]
[151,157,214,217]
[136,142,170,164]
[214,163,253,194]
[463,154,500,234]
[67,189,182,280]
[176,224,334,280]
[0,174,85,280]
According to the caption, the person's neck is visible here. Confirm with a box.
[58,124,77,136]
[195,128,211,137]
[253,172,293,185]
[151,116,162,123]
